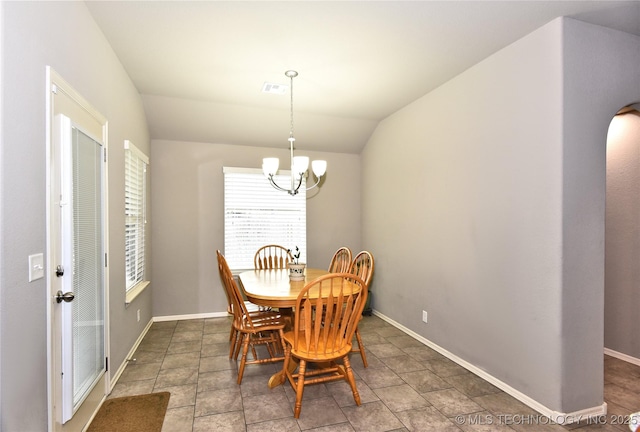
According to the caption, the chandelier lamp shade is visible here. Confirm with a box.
[262,70,327,196]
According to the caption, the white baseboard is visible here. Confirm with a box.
[604,347,640,366]
[153,311,229,322]
[371,310,607,425]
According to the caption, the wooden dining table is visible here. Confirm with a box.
[237,267,332,388]
[238,267,329,309]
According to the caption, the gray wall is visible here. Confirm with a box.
[0,2,150,430]
[150,140,362,317]
[1,3,639,430]
[605,112,640,356]
[362,17,640,415]
[561,18,640,412]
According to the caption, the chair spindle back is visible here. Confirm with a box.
[254,244,293,270]
[328,246,352,273]
[349,251,375,287]
[293,273,367,357]
[217,250,254,328]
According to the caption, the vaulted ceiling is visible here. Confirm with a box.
[85,1,640,154]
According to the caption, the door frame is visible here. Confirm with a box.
[45,67,111,431]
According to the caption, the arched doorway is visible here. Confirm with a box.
[605,105,640,363]
[603,105,640,424]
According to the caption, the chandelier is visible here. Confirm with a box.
[262,70,327,196]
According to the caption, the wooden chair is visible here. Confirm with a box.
[328,246,352,273]
[254,244,293,269]
[349,250,375,368]
[217,251,286,384]
[216,250,267,355]
[280,273,368,418]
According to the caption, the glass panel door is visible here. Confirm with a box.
[59,118,105,422]
[70,126,105,410]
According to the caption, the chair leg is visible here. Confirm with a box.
[265,338,275,358]
[233,332,243,360]
[280,344,291,386]
[237,333,251,384]
[277,329,286,355]
[269,331,285,357]
[229,327,238,359]
[343,355,361,406]
[267,329,285,357]
[263,331,280,358]
[250,340,258,360]
[353,326,368,368]
[293,359,307,419]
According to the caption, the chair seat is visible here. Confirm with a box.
[283,330,353,360]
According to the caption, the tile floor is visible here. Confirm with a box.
[108,314,640,432]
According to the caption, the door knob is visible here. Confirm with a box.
[55,290,75,303]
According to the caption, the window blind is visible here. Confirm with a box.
[71,126,105,409]
[224,167,306,270]
[124,140,148,291]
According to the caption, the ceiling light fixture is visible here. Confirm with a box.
[262,70,327,196]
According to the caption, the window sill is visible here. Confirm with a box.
[125,280,150,306]
[231,268,253,277]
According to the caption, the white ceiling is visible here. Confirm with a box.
[85,1,640,154]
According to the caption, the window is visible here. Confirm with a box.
[124,140,149,300]
[224,167,306,270]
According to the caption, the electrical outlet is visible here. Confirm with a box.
[137,309,140,322]
[422,310,428,323]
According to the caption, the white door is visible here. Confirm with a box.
[47,68,110,431]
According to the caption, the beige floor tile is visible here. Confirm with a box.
[397,369,451,393]
[341,400,404,432]
[162,351,201,370]
[295,396,348,430]
[154,384,197,409]
[422,388,482,417]
[394,406,461,431]
[246,417,301,432]
[380,354,428,374]
[242,391,292,424]
[161,406,195,432]
[192,411,245,432]
[373,384,431,412]
[104,315,639,432]
[194,387,242,417]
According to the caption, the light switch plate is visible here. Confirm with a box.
[29,253,44,282]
